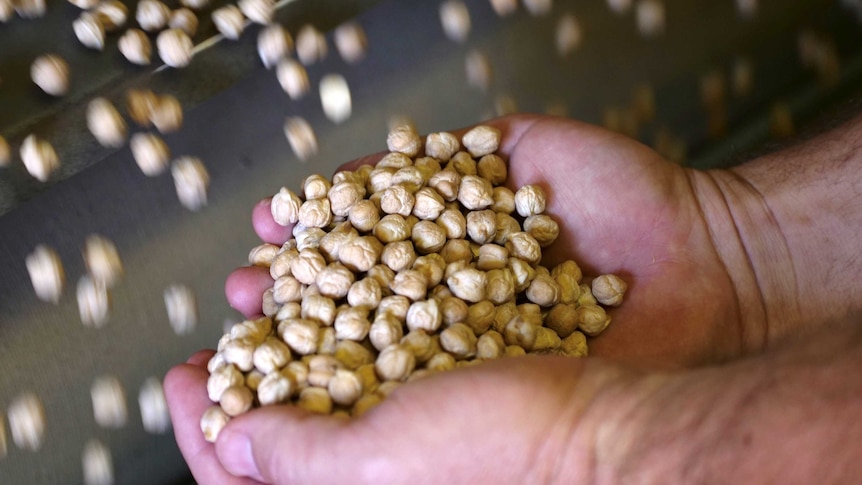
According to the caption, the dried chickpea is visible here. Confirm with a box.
[138,378,170,433]
[252,337,292,374]
[279,318,320,355]
[477,154,507,185]
[462,125,501,157]
[26,244,65,304]
[284,116,318,161]
[31,55,69,97]
[439,0,471,43]
[298,387,333,414]
[465,210,496,244]
[157,29,193,68]
[492,187,516,214]
[578,283,598,306]
[335,341,375,370]
[369,313,404,351]
[171,156,210,211]
[428,169,461,202]
[150,94,183,134]
[405,298,443,333]
[560,331,588,357]
[20,134,59,182]
[137,0,169,31]
[83,234,123,287]
[447,267,486,303]
[392,166,425,192]
[220,385,254,417]
[333,21,367,64]
[425,132,460,161]
[258,24,293,69]
[387,124,422,157]
[465,49,493,91]
[503,315,537,350]
[390,269,427,301]
[374,214,411,243]
[295,24,327,65]
[411,220,447,254]
[211,5,244,40]
[338,236,383,272]
[348,199,380,232]
[377,294,410,320]
[87,98,127,148]
[256,371,295,405]
[591,274,627,306]
[578,304,611,336]
[334,306,371,341]
[375,344,416,381]
[301,293,336,326]
[238,0,273,25]
[458,175,494,210]
[277,59,310,100]
[526,274,561,307]
[74,13,106,51]
[506,232,542,265]
[523,215,559,247]
[381,184,415,216]
[440,239,472,264]
[94,0,128,31]
[449,151,478,176]
[477,330,506,359]
[328,369,363,406]
[412,255,445,287]
[411,187,446,221]
[91,376,127,428]
[380,241,416,273]
[200,406,230,442]
[169,8,197,36]
[440,323,477,358]
[514,184,547,217]
[77,275,110,328]
[545,303,579,338]
[298,199,332,228]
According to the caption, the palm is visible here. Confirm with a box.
[503,117,744,367]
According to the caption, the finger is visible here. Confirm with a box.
[164,364,262,485]
[187,349,216,368]
[252,198,292,245]
[225,266,273,318]
[215,406,355,484]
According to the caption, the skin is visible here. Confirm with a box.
[166,114,862,484]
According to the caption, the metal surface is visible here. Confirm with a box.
[1,0,861,483]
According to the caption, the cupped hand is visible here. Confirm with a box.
[167,114,759,484]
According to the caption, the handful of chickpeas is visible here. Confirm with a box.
[201,124,627,441]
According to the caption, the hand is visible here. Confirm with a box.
[167,114,763,484]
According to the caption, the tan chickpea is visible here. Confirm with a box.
[318,222,358,262]
[447,267,486,303]
[461,125,501,157]
[408,220,445,254]
[477,330,506,359]
[333,21,367,64]
[212,5,245,40]
[514,184,547,217]
[440,239,472,264]
[466,209,497,244]
[458,175,494,210]
[492,213,519,246]
[328,181,365,217]
[352,393,383,417]
[347,277,382,309]
[328,369,363,406]
[315,263,355,299]
[291,248,326,285]
[369,313,404,351]
[390,167,424,193]
[338,236,383,273]
[591,274,627,306]
[270,249,298,279]
[533,327,562,352]
[334,306,371,341]
[380,184,415,217]
[444,260,470,283]
[428,168,461,202]
[150,94,183,134]
[436,208,467,240]
[492,186,516,214]
[492,301,519,333]
[526,274,561,307]
[503,315,537,350]
[298,387,333,414]
[545,303,579,339]
[405,298,443,333]
[375,344,416,381]
[524,215,560,247]
[387,124,422,157]
[507,257,535,293]
[298,199,332,228]
[399,329,436,363]
[476,154,507,185]
[476,244,507,271]
[220,385,254,417]
[390,269,427,301]
[257,371,295,406]
[277,59,310,100]
[439,295,468,326]
[335,341,375,370]
[380,241,416,272]
[367,266,396,296]
[560,331,588,357]
[119,29,152,65]
[272,275,302,304]
[222,338,256,372]
[275,301,302,322]
[200,406,230,442]
[87,98,127,148]
[301,293,337,326]
[207,364,244,402]
[506,232,542,265]
[440,323,477,359]
[412,255,445,287]
[425,131,460,161]
[316,326,337,355]
[448,151,478,176]
[248,243,279,267]
[374,214,411,243]
[271,187,302,226]
[578,304,612,336]
[278,318,320,355]
[412,187,446,220]
[348,200,380,233]
[578,283,598,306]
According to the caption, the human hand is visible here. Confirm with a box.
[166,114,765,484]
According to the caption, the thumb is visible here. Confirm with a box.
[215,406,356,484]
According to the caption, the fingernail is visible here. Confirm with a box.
[220,431,263,481]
